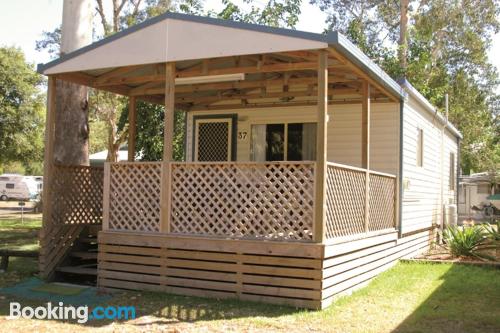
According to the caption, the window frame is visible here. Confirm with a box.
[416,127,424,167]
[250,121,317,162]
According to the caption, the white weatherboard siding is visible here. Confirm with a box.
[401,97,458,234]
[186,103,399,175]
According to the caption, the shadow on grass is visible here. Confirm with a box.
[0,257,303,328]
[391,263,500,333]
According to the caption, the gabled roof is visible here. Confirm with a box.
[37,12,405,100]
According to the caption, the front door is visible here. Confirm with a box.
[194,117,235,161]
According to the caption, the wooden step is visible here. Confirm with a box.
[56,265,97,276]
[78,237,98,244]
[87,225,102,236]
[70,251,97,260]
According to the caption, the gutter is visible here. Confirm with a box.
[327,32,405,101]
[399,79,462,140]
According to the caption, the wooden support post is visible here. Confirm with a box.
[102,163,111,231]
[362,82,371,232]
[163,63,175,161]
[39,76,56,277]
[314,51,328,243]
[127,96,136,162]
[161,62,175,233]
[40,77,57,241]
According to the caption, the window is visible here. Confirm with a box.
[416,128,424,167]
[6,183,14,189]
[251,123,316,161]
[449,153,455,190]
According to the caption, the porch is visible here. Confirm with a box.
[42,160,397,309]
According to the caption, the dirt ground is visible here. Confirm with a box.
[0,201,41,220]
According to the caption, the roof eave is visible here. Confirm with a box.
[400,79,463,139]
[326,31,405,101]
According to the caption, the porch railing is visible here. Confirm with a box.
[105,162,162,233]
[49,164,104,225]
[325,162,396,240]
[40,164,104,278]
[104,161,315,241]
[103,160,396,242]
[169,162,315,241]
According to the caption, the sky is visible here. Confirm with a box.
[0,0,499,84]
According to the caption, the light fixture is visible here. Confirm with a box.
[175,73,245,85]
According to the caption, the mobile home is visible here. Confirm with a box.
[37,13,461,309]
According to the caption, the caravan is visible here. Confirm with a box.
[0,174,40,201]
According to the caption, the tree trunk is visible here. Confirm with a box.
[399,0,409,74]
[53,0,92,166]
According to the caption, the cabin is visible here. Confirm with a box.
[37,13,461,309]
[458,172,500,219]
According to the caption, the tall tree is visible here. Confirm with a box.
[54,0,93,166]
[310,0,500,174]
[0,47,45,173]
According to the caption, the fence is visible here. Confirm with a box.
[325,162,396,240]
[104,161,315,241]
[103,161,396,242]
[49,165,104,225]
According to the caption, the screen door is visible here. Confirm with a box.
[194,118,233,161]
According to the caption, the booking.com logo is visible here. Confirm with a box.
[8,302,136,323]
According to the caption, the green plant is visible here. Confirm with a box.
[483,220,500,260]
[442,225,495,260]
[483,220,500,241]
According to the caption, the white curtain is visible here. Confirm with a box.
[301,123,316,160]
[251,124,266,161]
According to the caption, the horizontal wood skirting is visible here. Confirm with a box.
[98,231,324,258]
[401,225,437,238]
[98,231,324,309]
[97,228,434,310]
[320,229,433,309]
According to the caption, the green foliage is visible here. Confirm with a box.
[118,101,185,161]
[0,47,45,175]
[484,220,500,241]
[310,0,500,174]
[215,0,301,28]
[443,225,494,260]
[34,27,61,58]
[89,120,110,154]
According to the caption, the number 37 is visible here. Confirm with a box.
[238,131,247,140]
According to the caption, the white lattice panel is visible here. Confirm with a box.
[50,165,104,225]
[169,162,315,241]
[108,162,162,232]
[325,164,366,238]
[369,174,396,231]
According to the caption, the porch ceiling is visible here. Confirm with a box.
[38,13,405,110]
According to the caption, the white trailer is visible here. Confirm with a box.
[0,174,40,201]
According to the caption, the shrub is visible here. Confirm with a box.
[483,220,500,241]
[483,220,500,260]
[442,225,495,260]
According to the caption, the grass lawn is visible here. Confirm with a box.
[0,217,41,288]
[0,220,499,332]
